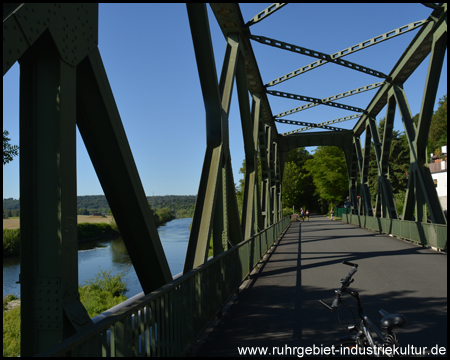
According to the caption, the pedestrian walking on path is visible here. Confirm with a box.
[330,209,334,220]
[306,210,309,221]
[301,209,305,221]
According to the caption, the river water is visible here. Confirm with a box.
[2,218,192,299]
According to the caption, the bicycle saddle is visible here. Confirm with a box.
[379,309,407,331]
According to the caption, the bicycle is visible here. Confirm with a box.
[319,261,407,357]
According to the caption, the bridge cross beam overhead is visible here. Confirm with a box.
[2,2,447,357]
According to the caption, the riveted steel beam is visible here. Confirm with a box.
[279,130,354,153]
[210,3,278,139]
[353,5,446,135]
[245,3,287,27]
[415,23,447,163]
[268,90,365,115]
[19,31,92,357]
[266,19,426,87]
[393,77,446,225]
[280,114,362,135]
[76,49,173,294]
[251,34,387,79]
[185,5,244,271]
[184,4,223,271]
[213,33,243,255]
[367,117,398,219]
[3,3,98,75]
[273,82,382,118]
[277,119,345,133]
[237,57,263,239]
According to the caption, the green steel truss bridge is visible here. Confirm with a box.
[3,3,447,356]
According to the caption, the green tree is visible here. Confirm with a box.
[368,118,410,204]
[282,147,317,212]
[304,146,348,210]
[3,130,19,165]
[428,94,447,156]
[236,151,262,217]
[282,161,302,210]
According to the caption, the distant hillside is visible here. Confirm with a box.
[3,198,19,210]
[4,195,196,219]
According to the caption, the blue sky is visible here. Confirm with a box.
[3,3,447,199]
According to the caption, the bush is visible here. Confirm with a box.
[77,222,118,241]
[154,207,176,226]
[79,267,128,317]
[3,268,129,356]
[3,223,119,258]
[3,306,20,357]
[2,229,20,257]
[2,294,17,312]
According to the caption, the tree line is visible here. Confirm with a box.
[3,195,197,219]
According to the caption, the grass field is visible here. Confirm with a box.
[3,215,113,230]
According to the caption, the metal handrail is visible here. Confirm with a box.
[37,217,290,357]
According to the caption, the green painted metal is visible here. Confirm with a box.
[341,214,446,252]
[19,31,92,357]
[183,4,224,272]
[245,3,288,27]
[265,19,426,87]
[367,117,398,219]
[274,82,383,117]
[251,34,387,79]
[268,90,366,114]
[281,114,361,135]
[184,5,244,271]
[276,119,347,133]
[353,5,446,135]
[4,3,447,356]
[76,49,172,294]
[36,217,291,357]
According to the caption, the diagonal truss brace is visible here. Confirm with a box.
[277,118,346,133]
[251,34,387,79]
[268,90,365,114]
[266,19,426,87]
[184,4,243,272]
[273,82,383,118]
[245,3,287,27]
[367,117,398,219]
[281,114,362,135]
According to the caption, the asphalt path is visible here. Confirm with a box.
[194,215,447,357]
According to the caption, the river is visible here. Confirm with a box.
[3,217,192,299]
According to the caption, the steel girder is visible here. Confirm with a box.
[265,19,427,87]
[3,2,447,356]
[4,3,172,355]
[183,3,283,271]
[352,4,447,224]
[184,4,244,272]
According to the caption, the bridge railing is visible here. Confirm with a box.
[341,214,447,252]
[37,217,291,357]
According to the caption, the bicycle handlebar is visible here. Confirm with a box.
[319,261,358,312]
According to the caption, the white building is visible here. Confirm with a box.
[430,145,447,212]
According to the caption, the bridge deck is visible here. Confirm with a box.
[195,216,447,356]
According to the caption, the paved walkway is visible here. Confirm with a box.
[195,215,447,357]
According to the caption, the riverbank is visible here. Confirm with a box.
[3,267,128,357]
[3,211,179,258]
[3,221,119,258]
[3,215,115,229]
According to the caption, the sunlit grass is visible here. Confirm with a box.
[3,267,129,357]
